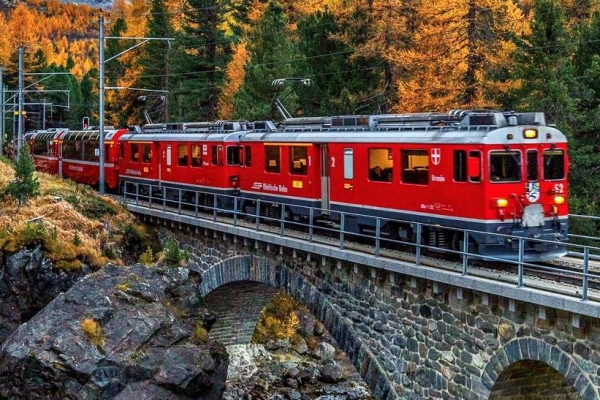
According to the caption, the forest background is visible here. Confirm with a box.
[0,0,599,219]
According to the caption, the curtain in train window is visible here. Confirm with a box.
[178,144,188,166]
[265,146,280,173]
[191,145,202,167]
[142,143,152,163]
[290,146,307,175]
[131,143,139,162]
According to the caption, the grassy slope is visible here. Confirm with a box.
[0,158,154,270]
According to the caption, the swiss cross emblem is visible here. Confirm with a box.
[431,148,441,165]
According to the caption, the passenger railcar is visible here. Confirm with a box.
[119,121,269,209]
[24,128,67,175]
[238,111,568,261]
[59,128,129,190]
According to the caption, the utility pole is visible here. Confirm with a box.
[17,47,24,158]
[0,66,4,156]
[99,11,106,194]
[98,12,173,194]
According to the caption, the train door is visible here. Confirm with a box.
[320,144,330,213]
[58,136,63,178]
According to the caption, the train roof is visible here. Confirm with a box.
[59,128,128,141]
[120,120,277,142]
[240,111,567,145]
[24,128,68,140]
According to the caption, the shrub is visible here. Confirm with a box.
[163,237,188,266]
[191,323,209,344]
[23,221,47,244]
[72,232,82,246]
[139,246,154,265]
[253,292,300,343]
[81,318,103,347]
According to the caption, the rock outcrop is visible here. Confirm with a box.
[0,262,228,399]
[0,247,87,345]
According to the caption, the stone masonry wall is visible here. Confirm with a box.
[161,226,600,400]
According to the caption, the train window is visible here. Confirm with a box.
[33,139,48,156]
[76,141,83,159]
[402,149,428,185]
[212,145,223,166]
[83,140,98,162]
[544,150,565,180]
[265,145,280,173]
[131,143,139,162]
[227,146,241,165]
[119,143,124,159]
[244,146,252,167]
[527,150,538,181]
[344,148,354,179]
[489,151,521,182]
[368,148,393,181]
[454,150,467,182]
[290,146,308,175]
[62,140,74,159]
[178,144,189,166]
[191,145,202,167]
[142,143,152,163]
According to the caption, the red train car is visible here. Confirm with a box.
[24,128,67,175]
[59,127,129,190]
[119,121,266,208]
[238,111,568,261]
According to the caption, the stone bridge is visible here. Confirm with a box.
[154,225,600,400]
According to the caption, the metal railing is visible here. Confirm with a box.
[122,183,600,303]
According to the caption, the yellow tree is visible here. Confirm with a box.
[391,0,528,112]
[0,13,12,67]
[8,3,40,50]
[217,42,249,119]
[334,0,418,112]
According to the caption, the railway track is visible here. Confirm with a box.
[116,194,600,303]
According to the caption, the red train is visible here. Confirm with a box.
[25,110,569,262]
[25,126,129,189]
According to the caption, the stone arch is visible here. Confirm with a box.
[482,338,597,400]
[197,254,398,400]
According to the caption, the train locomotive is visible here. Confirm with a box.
[25,109,569,262]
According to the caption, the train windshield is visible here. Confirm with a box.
[489,151,521,182]
[544,149,565,180]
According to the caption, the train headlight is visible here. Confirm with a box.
[554,195,565,205]
[523,129,538,139]
[493,198,508,208]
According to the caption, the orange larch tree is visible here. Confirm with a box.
[390,0,528,113]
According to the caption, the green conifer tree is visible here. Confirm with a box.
[233,1,299,121]
[171,0,232,121]
[133,0,173,124]
[4,142,40,209]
